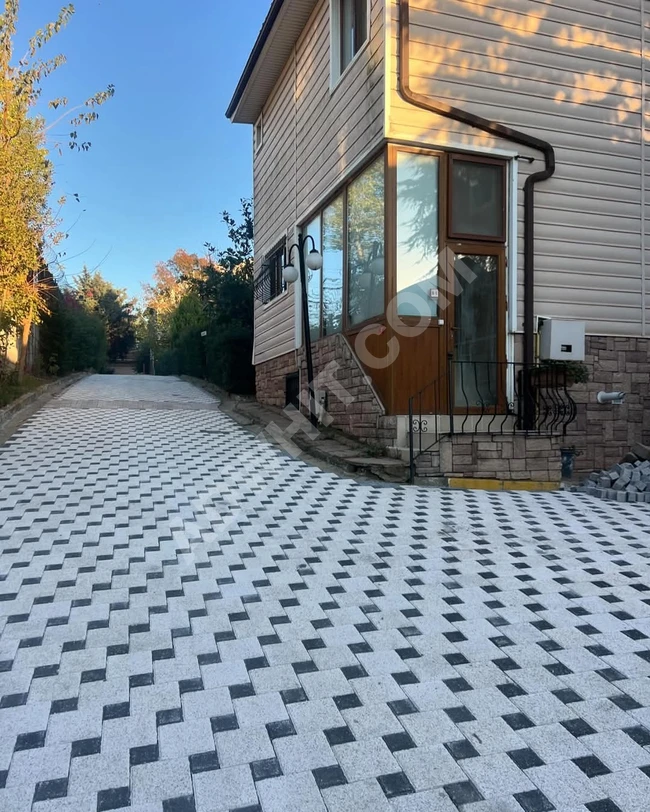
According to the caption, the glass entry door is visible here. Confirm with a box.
[450,247,506,410]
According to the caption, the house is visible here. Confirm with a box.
[227,0,650,482]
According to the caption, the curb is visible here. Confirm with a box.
[0,372,87,438]
[179,375,230,403]
[447,477,561,492]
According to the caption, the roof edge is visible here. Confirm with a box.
[226,0,286,121]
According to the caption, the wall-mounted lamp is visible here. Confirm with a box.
[281,234,323,427]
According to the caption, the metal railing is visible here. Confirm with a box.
[253,262,286,304]
[408,357,578,482]
[408,370,449,483]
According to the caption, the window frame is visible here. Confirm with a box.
[297,145,510,342]
[447,153,507,244]
[254,113,264,154]
[330,0,371,89]
[260,238,286,305]
[345,153,386,330]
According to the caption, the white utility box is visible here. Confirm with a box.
[539,319,585,361]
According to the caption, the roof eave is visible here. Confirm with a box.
[226,0,319,125]
[226,0,285,122]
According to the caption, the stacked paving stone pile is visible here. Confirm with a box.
[580,454,650,503]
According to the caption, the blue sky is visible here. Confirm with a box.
[17,0,269,300]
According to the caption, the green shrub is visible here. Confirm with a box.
[156,348,180,376]
[41,291,108,375]
[175,330,205,379]
[205,325,254,394]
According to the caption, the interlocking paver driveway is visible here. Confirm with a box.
[1,374,650,812]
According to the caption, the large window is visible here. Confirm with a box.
[450,156,505,241]
[295,148,505,342]
[347,156,385,327]
[333,0,368,81]
[302,196,344,341]
[322,196,344,335]
[396,152,439,318]
[301,155,385,335]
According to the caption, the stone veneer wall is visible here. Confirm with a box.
[567,336,650,476]
[416,435,563,481]
[417,335,650,482]
[442,435,562,481]
[254,350,298,410]
[254,335,398,446]
[256,334,649,474]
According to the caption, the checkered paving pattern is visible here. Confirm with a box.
[1,375,650,812]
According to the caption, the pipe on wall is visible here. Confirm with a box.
[397,0,556,368]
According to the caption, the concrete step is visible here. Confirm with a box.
[343,456,410,484]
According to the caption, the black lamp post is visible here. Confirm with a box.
[282,234,323,428]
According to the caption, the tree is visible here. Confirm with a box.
[74,267,136,362]
[40,282,107,375]
[206,199,254,280]
[141,249,210,351]
[0,1,114,377]
[139,201,256,393]
[190,201,255,392]
[0,112,54,375]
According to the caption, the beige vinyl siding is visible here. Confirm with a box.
[253,0,386,364]
[294,0,386,215]
[254,290,296,363]
[387,0,647,337]
[253,53,298,365]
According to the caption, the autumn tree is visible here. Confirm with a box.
[138,201,255,392]
[142,250,211,312]
[0,0,114,377]
[0,114,53,371]
[141,249,210,350]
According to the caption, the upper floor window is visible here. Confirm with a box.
[332,0,369,83]
[254,114,263,153]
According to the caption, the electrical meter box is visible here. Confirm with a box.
[539,320,585,362]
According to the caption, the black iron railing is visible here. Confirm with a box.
[408,357,578,482]
[254,240,287,304]
[408,370,449,483]
[253,262,285,304]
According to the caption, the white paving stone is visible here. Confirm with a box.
[0,374,648,812]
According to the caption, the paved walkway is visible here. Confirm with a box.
[1,375,650,812]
